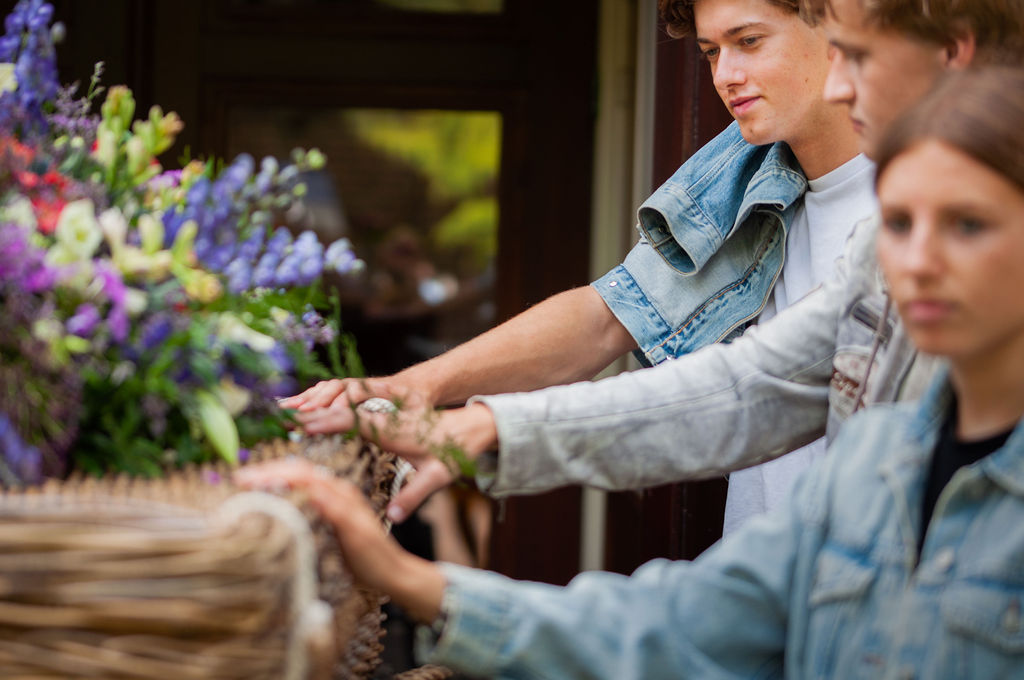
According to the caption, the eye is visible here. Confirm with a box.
[832,44,866,66]
[739,35,762,48]
[881,212,912,235]
[952,215,987,235]
[699,46,720,61]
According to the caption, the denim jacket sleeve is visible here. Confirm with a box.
[415,465,832,679]
[470,217,879,497]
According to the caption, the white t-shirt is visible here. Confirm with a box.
[723,153,876,535]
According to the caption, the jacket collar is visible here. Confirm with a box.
[637,121,806,274]
[898,368,1024,497]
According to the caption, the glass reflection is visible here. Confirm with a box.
[225,106,502,375]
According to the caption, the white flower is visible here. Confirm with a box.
[99,207,128,254]
[138,213,164,254]
[54,199,103,261]
[216,376,252,418]
[1,197,36,230]
[124,288,148,316]
[216,312,276,352]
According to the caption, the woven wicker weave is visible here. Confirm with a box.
[392,664,454,680]
[0,435,395,680]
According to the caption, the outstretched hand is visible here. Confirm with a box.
[279,377,399,417]
[233,458,446,624]
[281,380,500,526]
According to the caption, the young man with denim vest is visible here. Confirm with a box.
[290,0,1024,532]
[288,0,876,529]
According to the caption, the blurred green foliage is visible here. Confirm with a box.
[346,109,501,276]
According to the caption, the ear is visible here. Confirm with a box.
[943,25,976,69]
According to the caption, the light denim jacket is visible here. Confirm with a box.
[421,374,1024,679]
[472,214,942,497]
[593,121,807,365]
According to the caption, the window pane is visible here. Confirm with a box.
[225,107,502,374]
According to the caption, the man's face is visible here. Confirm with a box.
[822,0,950,155]
[694,0,833,149]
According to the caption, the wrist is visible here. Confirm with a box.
[389,551,447,624]
[394,363,443,406]
[445,403,498,459]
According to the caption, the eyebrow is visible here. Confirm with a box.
[696,21,769,44]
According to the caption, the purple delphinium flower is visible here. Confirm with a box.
[251,251,279,288]
[325,238,359,274]
[292,230,323,286]
[273,253,301,287]
[224,258,252,294]
[66,302,100,338]
[236,224,265,264]
[95,262,129,343]
[138,314,174,352]
[265,226,292,257]
[0,222,57,292]
[0,0,60,140]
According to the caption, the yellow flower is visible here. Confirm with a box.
[0,63,17,94]
[184,271,222,303]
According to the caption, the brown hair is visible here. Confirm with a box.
[800,0,1024,64]
[658,0,802,38]
[874,67,1024,194]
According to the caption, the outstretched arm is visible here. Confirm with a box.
[281,285,636,412]
[235,450,835,679]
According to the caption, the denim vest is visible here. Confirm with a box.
[593,121,807,365]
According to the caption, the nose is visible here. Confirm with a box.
[712,48,746,92]
[823,50,855,105]
[901,221,946,280]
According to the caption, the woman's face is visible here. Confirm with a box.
[877,140,1024,363]
[694,0,834,149]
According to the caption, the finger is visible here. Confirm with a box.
[294,380,347,412]
[295,405,358,434]
[278,380,336,410]
[340,378,395,407]
[387,460,455,524]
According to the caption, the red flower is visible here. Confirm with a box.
[42,171,68,190]
[17,171,39,188]
[0,136,35,164]
[32,197,65,235]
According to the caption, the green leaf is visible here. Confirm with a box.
[195,389,239,465]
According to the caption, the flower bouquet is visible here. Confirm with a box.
[0,0,363,485]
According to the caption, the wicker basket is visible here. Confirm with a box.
[0,435,395,679]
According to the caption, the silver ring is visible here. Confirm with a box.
[358,397,397,414]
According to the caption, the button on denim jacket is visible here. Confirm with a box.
[594,121,807,365]
[421,372,1024,679]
